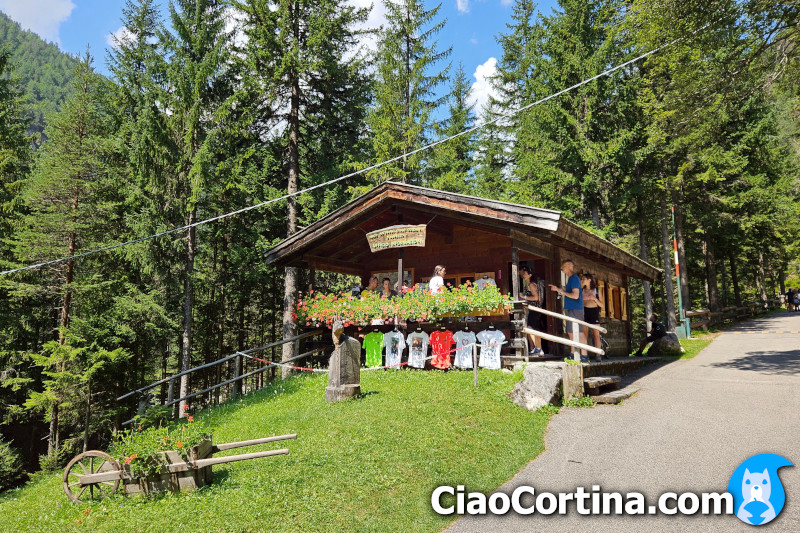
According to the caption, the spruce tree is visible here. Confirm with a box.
[427,62,476,193]
[160,0,231,412]
[234,0,370,375]
[13,53,115,456]
[367,0,451,185]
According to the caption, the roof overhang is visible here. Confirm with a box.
[265,182,661,282]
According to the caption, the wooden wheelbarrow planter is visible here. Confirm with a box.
[62,433,296,503]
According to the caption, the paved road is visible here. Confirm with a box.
[448,311,800,532]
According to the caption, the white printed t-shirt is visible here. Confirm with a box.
[405,331,429,369]
[383,331,406,368]
[474,277,497,291]
[476,329,505,370]
[452,330,477,369]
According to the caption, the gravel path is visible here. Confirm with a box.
[447,311,800,532]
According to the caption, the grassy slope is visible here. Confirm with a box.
[0,370,550,532]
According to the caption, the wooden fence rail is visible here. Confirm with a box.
[686,298,783,331]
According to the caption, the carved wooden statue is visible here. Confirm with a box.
[325,319,361,402]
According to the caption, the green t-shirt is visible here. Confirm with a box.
[364,331,384,367]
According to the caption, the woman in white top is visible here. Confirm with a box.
[429,265,446,293]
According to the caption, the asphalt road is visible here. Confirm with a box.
[447,311,800,532]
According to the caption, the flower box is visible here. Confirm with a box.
[122,439,213,496]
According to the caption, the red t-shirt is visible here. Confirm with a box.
[430,330,455,370]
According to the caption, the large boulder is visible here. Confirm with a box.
[647,332,684,357]
[510,364,562,411]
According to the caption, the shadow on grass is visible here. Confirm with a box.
[708,349,800,375]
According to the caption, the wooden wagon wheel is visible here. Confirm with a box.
[62,450,121,503]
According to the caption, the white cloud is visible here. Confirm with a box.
[0,0,75,44]
[500,0,513,6]
[456,0,469,14]
[468,57,499,116]
[107,26,135,49]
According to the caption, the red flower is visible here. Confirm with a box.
[188,416,194,422]
[137,425,142,430]
[84,509,91,515]
[176,442,184,448]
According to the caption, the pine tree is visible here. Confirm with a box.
[427,62,476,193]
[160,0,231,413]
[13,53,115,456]
[234,0,370,375]
[367,0,451,185]
[105,0,181,408]
[0,47,30,263]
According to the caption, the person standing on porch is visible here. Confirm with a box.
[549,259,587,359]
[429,265,446,294]
[582,272,603,362]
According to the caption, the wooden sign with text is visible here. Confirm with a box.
[366,224,427,252]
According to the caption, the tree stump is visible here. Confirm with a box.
[325,320,361,402]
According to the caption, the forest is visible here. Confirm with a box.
[0,0,798,489]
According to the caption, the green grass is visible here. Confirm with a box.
[0,370,550,532]
[677,333,716,359]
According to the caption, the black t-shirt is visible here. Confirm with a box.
[651,321,667,338]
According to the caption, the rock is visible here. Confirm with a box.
[510,364,562,411]
[325,320,362,402]
[647,332,684,356]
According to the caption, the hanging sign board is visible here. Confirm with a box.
[366,224,427,252]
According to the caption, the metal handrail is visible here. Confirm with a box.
[117,328,324,401]
[121,346,328,426]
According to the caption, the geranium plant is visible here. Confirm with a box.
[108,413,211,478]
[292,283,512,327]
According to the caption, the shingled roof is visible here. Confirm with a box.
[265,182,660,281]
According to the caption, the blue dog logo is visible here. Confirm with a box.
[728,453,793,525]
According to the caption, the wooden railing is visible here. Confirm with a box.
[119,328,327,425]
[685,298,783,331]
[519,302,606,358]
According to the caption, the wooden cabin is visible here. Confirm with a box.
[265,182,660,360]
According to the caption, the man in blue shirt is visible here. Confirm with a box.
[549,259,587,360]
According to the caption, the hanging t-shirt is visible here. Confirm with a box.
[474,277,497,291]
[476,329,505,370]
[405,331,429,369]
[452,330,477,369]
[363,331,384,368]
[383,331,406,368]
[429,330,455,370]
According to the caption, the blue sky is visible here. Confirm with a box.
[0,0,559,112]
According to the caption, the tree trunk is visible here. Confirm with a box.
[757,251,768,305]
[282,55,300,378]
[660,192,677,330]
[591,204,601,229]
[179,209,196,417]
[719,256,728,308]
[703,232,719,312]
[729,250,742,306]
[637,196,653,333]
[672,198,690,308]
[83,380,91,452]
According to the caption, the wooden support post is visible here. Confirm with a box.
[397,248,404,297]
[511,244,520,301]
[472,343,478,388]
[232,354,240,400]
[511,244,523,358]
[571,321,581,362]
